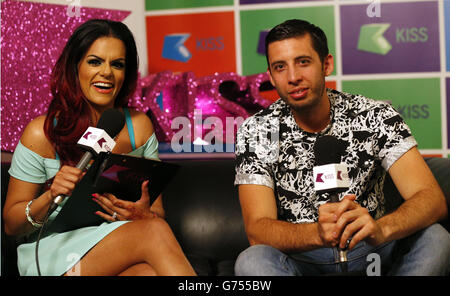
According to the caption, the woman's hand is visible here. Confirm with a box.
[92,180,158,222]
[50,165,84,199]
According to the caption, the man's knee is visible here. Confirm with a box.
[421,223,449,241]
[234,244,285,276]
[398,223,450,275]
[423,224,450,269]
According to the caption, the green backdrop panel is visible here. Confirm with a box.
[146,0,233,10]
[240,6,336,76]
[342,78,442,150]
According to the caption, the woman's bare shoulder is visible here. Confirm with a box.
[20,115,55,158]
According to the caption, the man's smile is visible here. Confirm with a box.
[288,87,309,100]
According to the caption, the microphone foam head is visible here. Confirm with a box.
[96,108,125,138]
[313,135,347,166]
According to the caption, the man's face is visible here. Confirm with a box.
[267,34,333,113]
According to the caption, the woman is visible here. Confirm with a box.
[3,19,196,276]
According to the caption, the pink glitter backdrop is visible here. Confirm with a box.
[1,0,274,153]
[1,0,130,152]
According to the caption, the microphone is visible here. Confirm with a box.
[313,135,352,270]
[51,109,125,209]
[313,135,350,203]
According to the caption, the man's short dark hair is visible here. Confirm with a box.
[265,19,329,67]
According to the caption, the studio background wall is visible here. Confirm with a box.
[1,0,449,158]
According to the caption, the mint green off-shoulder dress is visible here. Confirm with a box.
[8,109,159,276]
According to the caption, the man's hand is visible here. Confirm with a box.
[317,200,340,248]
[333,195,386,250]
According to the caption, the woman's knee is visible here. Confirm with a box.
[132,217,174,242]
[118,262,157,276]
[141,217,171,232]
[115,218,171,247]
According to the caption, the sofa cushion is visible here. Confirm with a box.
[163,159,250,274]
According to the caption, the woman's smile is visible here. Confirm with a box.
[78,36,126,111]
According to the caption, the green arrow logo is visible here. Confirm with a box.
[357,23,392,55]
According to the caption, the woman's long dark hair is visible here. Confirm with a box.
[44,19,139,166]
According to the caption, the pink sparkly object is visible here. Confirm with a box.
[1,0,130,152]
[134,71,273,144]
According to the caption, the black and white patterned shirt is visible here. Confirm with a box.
[235,89,417,223]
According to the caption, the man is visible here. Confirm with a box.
[234,19,450,275]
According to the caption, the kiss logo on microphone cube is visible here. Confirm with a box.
[340,1,440,74]
[77,127,116,155]
[146,12,236,76]
[313,163,350,193]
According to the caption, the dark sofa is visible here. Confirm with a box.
[1,156,449,276]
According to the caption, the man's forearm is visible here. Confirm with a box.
[246,218,324,253]
[377,188,447,244]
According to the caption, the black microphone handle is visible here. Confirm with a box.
[329,193,339,203]
[76,151,94,170]
[327,191,350,271]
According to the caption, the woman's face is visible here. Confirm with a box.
[78,37,126,113]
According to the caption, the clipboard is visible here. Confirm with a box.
[47,152,180,233]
